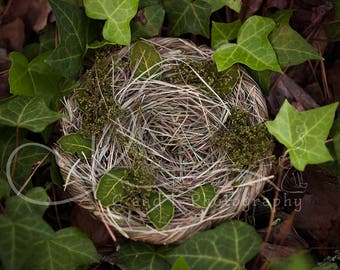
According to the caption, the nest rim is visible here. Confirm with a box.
[55,37,273,245]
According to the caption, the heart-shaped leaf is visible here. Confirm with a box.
[213,16,281,72]
[26,228,99,270]
[0,215,54,270]
[83,0,138,45]
[131,4,165,40]
[204,0,241,12]
[266,100,338,171]
[47,0,90,78]
[164,0,211,38]
[171,257,191,270]
[269,10,323,68]
[57,134,93,158]
[165,221,262,270]
[6,188,49,219]
[129,41,162,78]
[95,168,129,207]
[211,20,241,49]
[0,96,62,133]
[192,184,216,208]
[9,51,63,97]
[116,241,170,270]
[147,191,174,229]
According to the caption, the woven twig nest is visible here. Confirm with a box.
[55,38,273,244]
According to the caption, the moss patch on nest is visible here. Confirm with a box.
[212,107,274,169]
[165,61,239,99]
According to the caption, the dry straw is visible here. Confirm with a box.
[55,38,273,244]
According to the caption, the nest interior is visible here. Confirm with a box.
[55,38,274,244]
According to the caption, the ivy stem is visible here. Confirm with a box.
[10,127,20,179]
[19,153,50,194]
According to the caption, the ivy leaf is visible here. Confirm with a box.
[83,0,139,45]
[6,188,49,219]
[0,128,49,186]
[211,20,241,49]
[266,100,338,171]
[95,168,129,207]
[323,118,340,179]
[39,24,57,53]
[165,221,262,270]
[171,257,191,270]
[47,0,89,78]
[0,96,62,133]
[131,4,165,40]
[203,0,241,12]
[213,16,281,72]
[164,0,211,38]
[57,134,93,158]
[0,215,54,270]
[129,41,162,78]
[116,241,170,270]
[269,10,323,68]
[26,227,99,270]
[250,70,273,95]
[192,184,215,208]
[9,51,63,97]
[147,192,174,229]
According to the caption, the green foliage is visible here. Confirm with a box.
[330,0,340,39]
[57,134,93,158]
[166,221,262,270]
[116,242,170,270]
[47,0,91,78]
[322,118,340,179]
[270,253,314,270]
[0,174,9,199]
[269,10,322,68]
[0,128,49,186]
[171,256,191,270]
[0,188,99,270]
[164,0,211,38]
[6,188,49,218]
[211,20,241,49]
[266,100,338,171]
[131,4,165,40]
[0,96,62,132]
[9,51,63,97]
[204,0,241,12]
[25,228,99,270]
[129,41,162,78]
[192,184,215,208]
[214,16,281,72]
[117,221,262,270]
[83,0,138,45]
[147,192,175,229]
[95,168,129,207]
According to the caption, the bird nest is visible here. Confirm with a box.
[55,38,274,244]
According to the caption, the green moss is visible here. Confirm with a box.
[122,145,157,211]
[212,107,274,169]
[74,51,128,137]
[165,61,239,99]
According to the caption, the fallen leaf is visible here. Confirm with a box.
[0,18,25,51]
[4,0,51,32]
